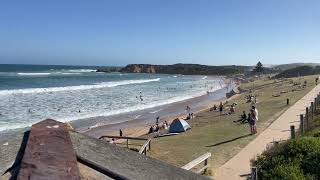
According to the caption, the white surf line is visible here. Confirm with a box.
[0,78,160,95]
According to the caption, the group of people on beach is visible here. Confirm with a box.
[210,100,258,134]
[235,106,258,134]
[245,94,257,104]
[148,116,169,134]
[185,105,195,120]
[210,101,237,115]
[233,106,259,134]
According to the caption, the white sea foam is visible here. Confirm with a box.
[67,69,95,73]
[0,74,228,132]
[59,85,223,123]
[0,78,160,95]
[60,72,81,75]
[202,76,208,79]
[0,123,31,132]
[149,109,163,114]
[17,73,51,76]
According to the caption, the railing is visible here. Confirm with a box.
[181,152,211,174]
[250,167,258,180]
[99,135,151,154]
[290,92,320,139]
[252,90,320,180]
[138,138,151,155]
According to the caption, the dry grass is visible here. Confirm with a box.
[148,75,319,171]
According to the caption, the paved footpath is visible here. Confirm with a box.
[213,84,320,180]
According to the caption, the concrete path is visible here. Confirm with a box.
[213,84,320,180]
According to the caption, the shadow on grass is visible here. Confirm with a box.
[206,133,252,147]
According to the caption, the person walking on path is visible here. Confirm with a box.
[119,129,123,137]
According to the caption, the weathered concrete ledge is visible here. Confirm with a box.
[0,119,210,180]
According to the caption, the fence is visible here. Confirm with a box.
[181,152,211,174]
[99,135,151,154]
[138,138,152,155]
[290,93,320,139]
[251,92,320,180]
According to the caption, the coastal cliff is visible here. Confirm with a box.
[116,64,251,75]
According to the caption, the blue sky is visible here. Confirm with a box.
[0,0,319,66]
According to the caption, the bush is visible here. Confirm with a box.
[255,137,320,179]
[302,151,320,179]
[306,129,320,137]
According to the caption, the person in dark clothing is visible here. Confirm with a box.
[233,111,247,123]
[155,124,160,132]
[219,102,223,115]
[119,129,123,137]
[148,126,154,134]
[248,109,257,134]
[240,111,247,123]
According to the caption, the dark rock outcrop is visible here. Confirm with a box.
[119,64,251,75]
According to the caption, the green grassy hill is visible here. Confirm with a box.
[272,63,320,71]
[275,66,320,78]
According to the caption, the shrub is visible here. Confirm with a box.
[302,151,320,179]
[255,137,320,179]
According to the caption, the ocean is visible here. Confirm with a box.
[0,64,229,134]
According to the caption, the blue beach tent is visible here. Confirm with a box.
[169,118,191,133]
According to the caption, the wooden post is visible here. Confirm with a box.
[290,125,295,139]
[286,98,289,105]
[305,107,309,125]
[311,102,314,120]
[251,167,258,180]
[148,140,151,150]
[314,98,317,111]
[300,114,304,134]
[204,159,208,174]
[126,139,129,148]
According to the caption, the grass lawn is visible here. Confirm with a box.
[147,75,319,172]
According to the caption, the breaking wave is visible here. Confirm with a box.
[0,78,160,95]
[17,73,51,76]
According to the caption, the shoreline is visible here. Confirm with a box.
[0,76,235,141]
[81,83,239,139]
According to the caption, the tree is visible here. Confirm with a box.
[254,61,264,73]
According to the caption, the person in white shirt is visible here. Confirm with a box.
[252,106,258,121]
[250,106,258,134]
